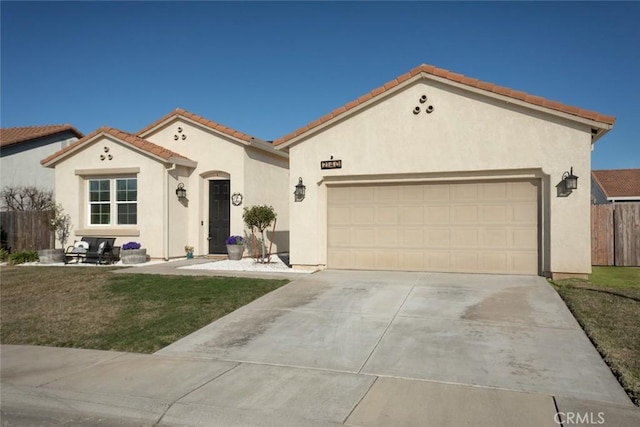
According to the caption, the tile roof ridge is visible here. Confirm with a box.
[593,168,640,172]
[2,123,68,130]
[1,123,84,147]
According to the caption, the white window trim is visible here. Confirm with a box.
[87,177,137,226]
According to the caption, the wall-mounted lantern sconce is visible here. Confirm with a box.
[562,167,579,191]
[176,183,187,199]
[294,177,306,202]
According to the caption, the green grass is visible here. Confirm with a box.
[588,266,640,288]
[0,266,288,353]
[99,274,288,352]
[552,267,640,405]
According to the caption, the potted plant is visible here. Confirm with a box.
[184,245,194,259]
[225,235,244,260]
[121,241,147,264]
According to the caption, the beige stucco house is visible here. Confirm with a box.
[274,64,615,279]
[41,109,289,259]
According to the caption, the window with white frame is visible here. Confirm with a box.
[88,178,137,225]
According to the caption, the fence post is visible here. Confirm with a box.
[591,204,614,266]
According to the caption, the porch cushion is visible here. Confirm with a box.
[70,241,89,254]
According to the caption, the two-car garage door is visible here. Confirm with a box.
[327,180,539,275]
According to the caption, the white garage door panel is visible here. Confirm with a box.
[327,180,539,275]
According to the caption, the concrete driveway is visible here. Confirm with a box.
[158,269,629,405]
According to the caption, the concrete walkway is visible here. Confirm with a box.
[2,268,639,426]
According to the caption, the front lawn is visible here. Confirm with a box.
[0,266,288,353]
[552,267,640,405]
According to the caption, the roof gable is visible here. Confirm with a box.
[137,108,255,143]
[274,64,616,148]
[0,124,83,148]
[137,108,287,159]
[41,126,196,168]
[592,169,640,198]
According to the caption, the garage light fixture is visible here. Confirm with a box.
[294,177,306,202]
[562,167,579,191]
[176,183,187,199]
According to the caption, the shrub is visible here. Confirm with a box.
[8,250,39,265]
[0,248,9,262]
[242,205,277,234]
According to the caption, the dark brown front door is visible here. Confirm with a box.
[208,180,230,253]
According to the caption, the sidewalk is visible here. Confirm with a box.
[112,257,312,281]
[2,345,639,426]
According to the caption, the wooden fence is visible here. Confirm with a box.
[0,210,54,252]
[592,203,640,266]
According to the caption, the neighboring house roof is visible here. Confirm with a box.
[592,169,640,199]
[0,124,84,148]
[41,126,196,168]
[274,63,616,148]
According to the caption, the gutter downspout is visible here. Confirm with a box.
[165,164,177,261]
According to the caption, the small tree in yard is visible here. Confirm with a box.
[50,204,72,248]
[242,205,277,263]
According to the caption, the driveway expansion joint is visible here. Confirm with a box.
[356,274,422,374]
[155,361,241,426]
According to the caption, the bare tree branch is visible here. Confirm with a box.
[1,185,55,211]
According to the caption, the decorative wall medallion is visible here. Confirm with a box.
[231,193,243,206]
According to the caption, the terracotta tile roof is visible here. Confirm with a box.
[274,64,616,146]
[137,108,255,143]
[0,124,83,148]
[41,126,194,166]
[592,169,640,198]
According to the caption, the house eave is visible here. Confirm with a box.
[248,137,289,159]
[607,196,640,202]
[168,156,198,168]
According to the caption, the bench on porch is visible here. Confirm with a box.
[65,237,119,265]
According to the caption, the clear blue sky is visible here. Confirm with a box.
[1,1,638,170]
